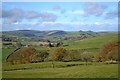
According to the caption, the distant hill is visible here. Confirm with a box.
[47,30,67,36]
[2,30,67,37]
[2,30,102,42]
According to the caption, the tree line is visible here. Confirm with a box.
[6,40,119,65]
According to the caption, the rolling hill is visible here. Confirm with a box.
[2,30,100,42]
[63,33,118,50]
[2,30,67,37]
[2,32,118,62]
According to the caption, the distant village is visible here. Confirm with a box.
[2,39,64,49]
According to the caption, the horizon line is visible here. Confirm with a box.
[1,29,119,32]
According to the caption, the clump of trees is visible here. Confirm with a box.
[47,48,66,68]
[49,48,66,61]
[7,40,119,65]
[6,47,36,64]
[6,47,50,65]
[81,52,94,65]
[63,50,82,62]
[31,51,49,63]
[6,46,95,65]
[97,40,119,62]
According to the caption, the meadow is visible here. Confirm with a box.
[2,32,119,78]
[2,62,118,78]
[1,1,119,79]
[63,33,118,49]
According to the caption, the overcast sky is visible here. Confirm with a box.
[2,2,118,31]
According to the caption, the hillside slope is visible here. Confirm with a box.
[2,30,67,37]
[2,30,100,42]
[63,33,118,50]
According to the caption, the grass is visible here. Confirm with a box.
[2,62,118,78]
[2,62,89,71]
[2,33,118,62]
[2,46,50,62]
[63,33,118,50]
[2,48,17,62]
[2,33,119,78]
[34,46,50,51]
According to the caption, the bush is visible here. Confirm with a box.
[63,50,82,62]
[6,47,36,64]
[31,51,49,62]
[97,40,120,62]
[49,48,66,61]
[81,52,94,65]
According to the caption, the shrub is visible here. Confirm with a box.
[31,51,49,63]
[6,47,36,64]
[97,40,119,62]
[49,48,66,61]
[63,50,82,62]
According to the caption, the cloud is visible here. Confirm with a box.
[105,11,118,19]
[2,8,25,23]
[0,10,3,17]
[39,22,75,31]
[2,8,57,24]
[2,21,117,31]
[60,10,84,15]
[83,2,107,17]
[66,10,84,14]
[25,11,40,19]
[40,12,57,22]
[71,17,80,22]
[31,22,118,31]
[61,9,66,14]
[52,5,61,10]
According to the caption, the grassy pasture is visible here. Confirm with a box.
[2,33,118,62]
[2,48,17,62]
[2,62,118,78]
[63,33,118,50]
[2,62,92,71]
[2,33,119,78]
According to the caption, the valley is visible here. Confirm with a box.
[1,30,119,78]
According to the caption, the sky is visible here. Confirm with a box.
[1,2,118,31]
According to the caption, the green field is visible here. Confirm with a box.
[63,33,118,49]
[2,33,118,61]
[2,62,118,78]
[2,33,119,78]
[2,48,17,62]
